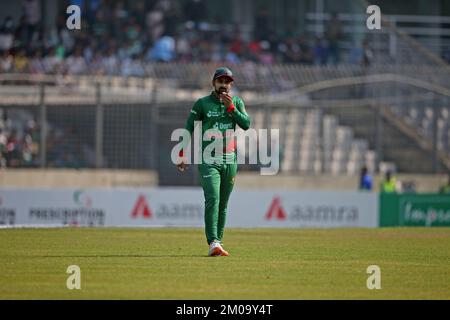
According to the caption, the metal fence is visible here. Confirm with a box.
[1,83,448,174]
[0,84,158,170]
[1,63,450,187]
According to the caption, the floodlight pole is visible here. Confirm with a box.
[39,83,47,168]
[95,82,103,168]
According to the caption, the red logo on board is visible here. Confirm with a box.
[265,197,287,220]
[131,195,152,218]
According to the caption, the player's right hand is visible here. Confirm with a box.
[176,159,188,172]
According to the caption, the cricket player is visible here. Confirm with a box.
[176,67,251,256]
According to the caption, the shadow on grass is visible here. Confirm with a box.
[35,254,211,258]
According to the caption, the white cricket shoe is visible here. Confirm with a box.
[219,245,229,256]
[208,241,222,256]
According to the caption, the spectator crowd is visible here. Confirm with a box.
[0,0,374,77]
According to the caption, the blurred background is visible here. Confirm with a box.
[1,0,450,193]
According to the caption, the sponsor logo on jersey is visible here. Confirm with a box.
[212,122,233,130]
[207,110,224,118]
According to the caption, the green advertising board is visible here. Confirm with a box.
[380,193,450,227]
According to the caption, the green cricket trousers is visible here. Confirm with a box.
[198,159,237,245]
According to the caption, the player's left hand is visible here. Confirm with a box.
[220,93,233,108]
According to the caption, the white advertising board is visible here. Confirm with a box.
[0,188,378,228]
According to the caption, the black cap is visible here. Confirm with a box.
[213,67,234,81]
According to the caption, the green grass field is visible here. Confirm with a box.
[1,227,449,299]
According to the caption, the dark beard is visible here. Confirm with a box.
[216,87,227,95]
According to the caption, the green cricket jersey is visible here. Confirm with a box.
[183,91,251,162]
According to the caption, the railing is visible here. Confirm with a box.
[306,12,450,65]
[2,62,450,95]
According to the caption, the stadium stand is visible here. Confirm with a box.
[2,1,450,183]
